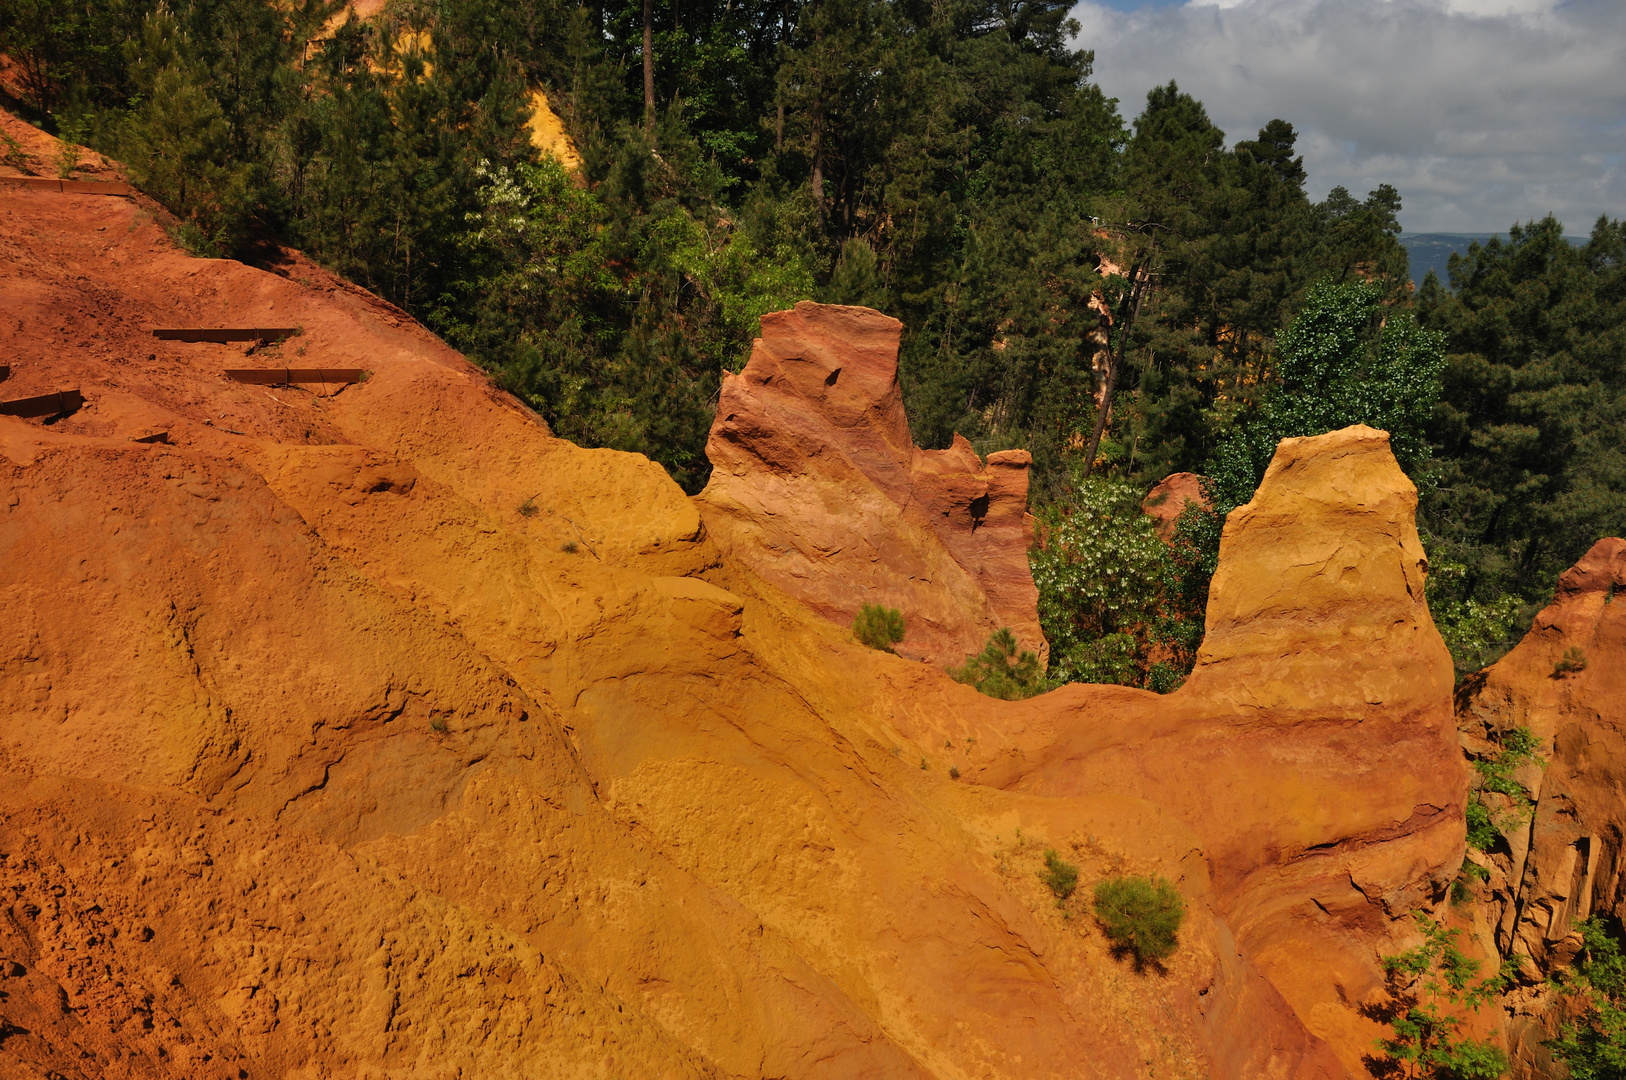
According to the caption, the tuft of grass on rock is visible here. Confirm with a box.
[1040,849,1078,902]
[1553,646,1587,677]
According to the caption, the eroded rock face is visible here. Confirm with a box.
[1455,538,1626,1076]
[0,149,1283,1080]
[0,124,1490,1080]
[695,301,1043,667]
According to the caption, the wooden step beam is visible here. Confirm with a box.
[153,328,300,344]
[225,368,364,386]
[0,176,132,195]
[0,389,83,418]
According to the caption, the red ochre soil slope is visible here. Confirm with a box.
[2,161,1465,1078]
[1455,538,1626,1077]
[696,302,1044,668]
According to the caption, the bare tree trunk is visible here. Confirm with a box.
[810,107,824,214]
[809,25,825,217]
[1082,262,1150,479]
[643,0,656,139]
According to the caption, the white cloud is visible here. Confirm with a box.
[1073,0,1626,231]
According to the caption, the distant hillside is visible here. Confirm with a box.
[1400,231,1585,286]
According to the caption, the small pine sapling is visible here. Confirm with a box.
[1094,875,1184,965]
[854,604,906,652]
[949,627,1046,699]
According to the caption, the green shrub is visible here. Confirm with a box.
[1464,801,1498,852]
[1426,557,1526,678]
[950,628,1047,699]
[1451,859,1490,905]
[1474,727,1541,802]
[1030,474,1201,691]
[1040,849,1078,902]
[1464,726,1544,853]
[1548,918,1626,1079]
[1093,875,1184,964]
[853,604,906,652]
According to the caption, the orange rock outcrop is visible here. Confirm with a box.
[696,302,1043,667]
[891,426,1469,1075]
[1455,538,1626,1075]
[0,134,1502,1080]
[1141,470,1207,540]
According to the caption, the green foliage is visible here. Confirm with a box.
[1,130,33,173]
[1093,875,1184,965]
[1463,726,1543,854]
[1419,216,1626,672]
[1473,727,1541,802]
[1206,277,1446,513]
[1369,914,1509,1080]
[1427,557,1527,678]
[949,628,1047,700]
[118,13,249,253]
[0,0,155,122]
[853,604,905,652]
[1110,88,1411,491]
[1464,801,1498,854]
[1451,859,1491,906]
[1030,474,1201,690]
[1549,918,1626,1080]
[1040,849,1078,903]
[1154,278,1446,647]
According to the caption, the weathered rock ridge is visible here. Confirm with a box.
[696,301,1043,666]
[0,131,1537,1080]
[1455,538,1626,1077]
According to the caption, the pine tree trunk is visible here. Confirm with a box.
[811,109,824,214]
[643,0,656,139]
[810,32,825,218]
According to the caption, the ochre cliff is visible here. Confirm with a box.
[0,149,1503,1080]
[1455,538,1626,1077]
[695,302,1043,667]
